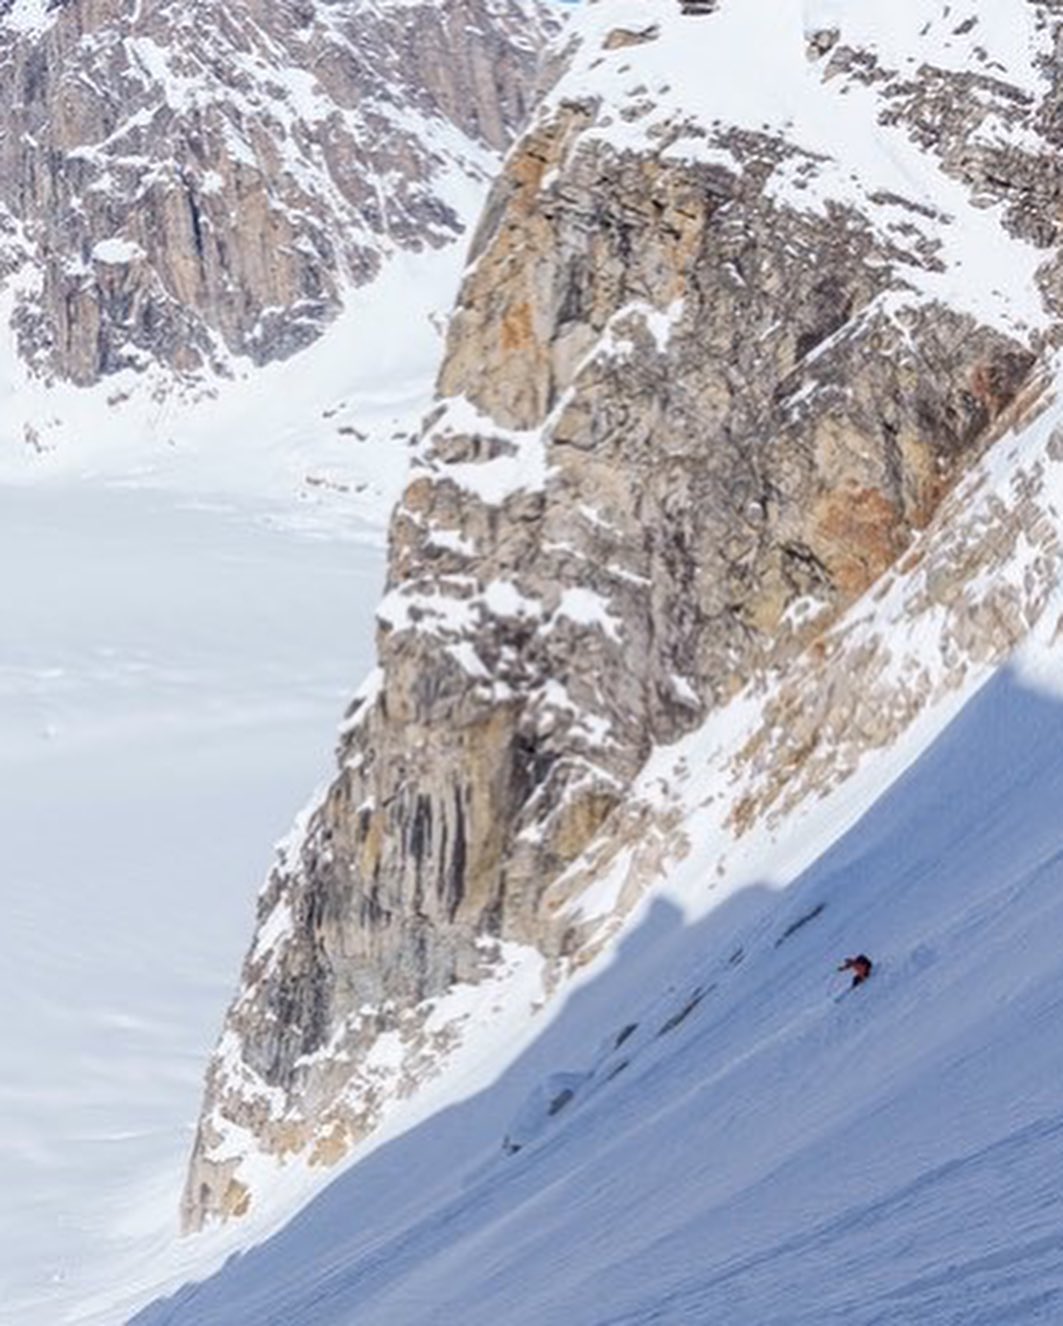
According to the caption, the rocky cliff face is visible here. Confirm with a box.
[0,0,552,384]
[184,0,1063,1229]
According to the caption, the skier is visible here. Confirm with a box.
[837,954,873,989]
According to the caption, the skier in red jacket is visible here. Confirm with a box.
[838,954,873,989]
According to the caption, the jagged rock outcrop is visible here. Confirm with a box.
[0,0,553,383]
[184,0,1063,1229]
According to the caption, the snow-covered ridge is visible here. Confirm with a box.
[553,0,1056,336]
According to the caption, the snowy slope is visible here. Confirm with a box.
[0,245,466,536]
[117,0,1063,1317]
[127,373,1063,1323]
[16,0,1063,1320]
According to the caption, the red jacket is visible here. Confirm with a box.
[839,954,873,982]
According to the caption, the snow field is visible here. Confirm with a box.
[0,484,388,1325]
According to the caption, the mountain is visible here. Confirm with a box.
[0,0,551,386]
[1,5,568,1321]
[135,591,1063,1323]
[179,0,1063,1258]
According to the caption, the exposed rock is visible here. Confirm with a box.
[0,0,554,384]
[722,377,1061,837]
[184,0,1063,1229]
[807,28,839,61]
[603,26,660,52]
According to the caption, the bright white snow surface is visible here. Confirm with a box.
[0,243,469,1324]
[129,640,1063,1325]
[0,484,384,1326]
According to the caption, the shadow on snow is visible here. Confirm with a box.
[134,666,1063,1325]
